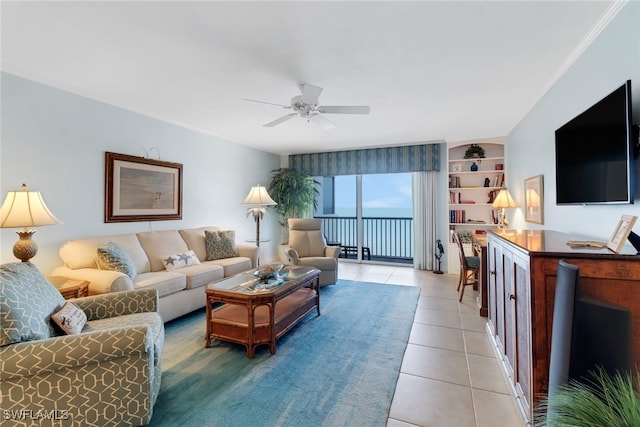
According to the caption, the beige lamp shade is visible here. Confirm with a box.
[242,185,276,248]
[491,188,517,209]
[0,183,61,262]
[242,185,277,206]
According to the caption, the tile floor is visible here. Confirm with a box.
[337,262,526,427]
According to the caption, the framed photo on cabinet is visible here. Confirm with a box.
[607,215,637,253]
[524,175,544,224]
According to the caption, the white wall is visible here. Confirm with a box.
[1,73,281,274]
[505,1,640,239]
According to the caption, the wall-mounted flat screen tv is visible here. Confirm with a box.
[555,80,634,205]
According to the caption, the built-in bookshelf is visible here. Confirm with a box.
[447,137,505,273]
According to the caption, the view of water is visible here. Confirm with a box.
[330,207,413,218]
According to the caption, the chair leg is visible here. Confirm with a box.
[458,276,466,302]
[457,269,464,292]
[458,270,477,302]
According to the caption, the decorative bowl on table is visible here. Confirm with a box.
[254,263,284,280]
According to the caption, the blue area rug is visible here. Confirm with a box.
[149,280,420,427]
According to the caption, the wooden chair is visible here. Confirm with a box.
[451,230,480,302]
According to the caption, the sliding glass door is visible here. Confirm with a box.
[317,173,413,264]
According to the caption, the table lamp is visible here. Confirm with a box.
[491,188,516,229]
[242,185,277,247]
[0,183,61,262]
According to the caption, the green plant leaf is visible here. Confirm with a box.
[534,366,640,427]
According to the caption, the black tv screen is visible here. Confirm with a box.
[555,80,634,205]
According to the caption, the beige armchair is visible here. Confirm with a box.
[287,218,340,286]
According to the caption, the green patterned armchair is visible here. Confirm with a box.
[0,262,164,426]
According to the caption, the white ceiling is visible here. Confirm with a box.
[1,1,619,155]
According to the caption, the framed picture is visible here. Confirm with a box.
[105,152,183,223]
[524,175,544,224]
[607,215,638,253]
[452,164,462,172]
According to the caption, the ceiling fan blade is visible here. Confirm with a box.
[243,98,290,108]
[300,84,323,105]
[263,113,298,127]
[318,105,371,114]
[308,113,335,130]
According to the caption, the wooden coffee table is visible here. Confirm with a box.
[205,266,320,358]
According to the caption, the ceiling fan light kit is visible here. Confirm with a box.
[244,84,370,129]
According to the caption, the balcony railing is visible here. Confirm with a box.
[315,216,414,264]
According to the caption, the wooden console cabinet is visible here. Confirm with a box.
[486,230,640,423]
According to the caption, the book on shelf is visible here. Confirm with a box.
[459,200,476,204]
[449,209,466,224]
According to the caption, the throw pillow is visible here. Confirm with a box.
[0,262,66,346]
[96,242,137,280]
[204,230,238,260]
[161,250,201,271]
[51,301,87,335]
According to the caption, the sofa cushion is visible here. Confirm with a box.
[137,230,189,272]
[179,227,220,262]
[0,262,66,346]
[205,257,252,278]
[176,263,225,289]
[97,242,138,280]
[205,230,238,260]
[161,250,201,271]
[133,271,186,298]
[59,233,150,273]
[51,301,87,335]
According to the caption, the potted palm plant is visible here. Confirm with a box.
[268,168,319,248]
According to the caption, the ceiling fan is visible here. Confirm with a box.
[243,84,370,130]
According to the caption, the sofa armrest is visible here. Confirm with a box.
[287,248,301,265]
[237,244,259,268]
[325,246,341,259]
[0,326,151,381]
[73,289,159,321]
[50,265,134,294]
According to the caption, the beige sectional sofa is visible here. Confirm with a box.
[52,227,258,322]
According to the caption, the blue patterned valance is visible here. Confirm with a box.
[289,143,441,176]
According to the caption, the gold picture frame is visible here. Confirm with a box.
[524,175,544,224]
[607,215,638,253]
[105,152,183,223]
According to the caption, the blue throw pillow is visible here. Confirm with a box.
[97,242,137,280]
[0,262,66,346]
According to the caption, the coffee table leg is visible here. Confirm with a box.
[205,297,212,348]
[268,302,276,355]
[315,279,321,316]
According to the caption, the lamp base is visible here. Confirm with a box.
[13,230,38,262]
[496,208,508,230]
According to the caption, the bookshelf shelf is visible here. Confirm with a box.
[447,138,506,273]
